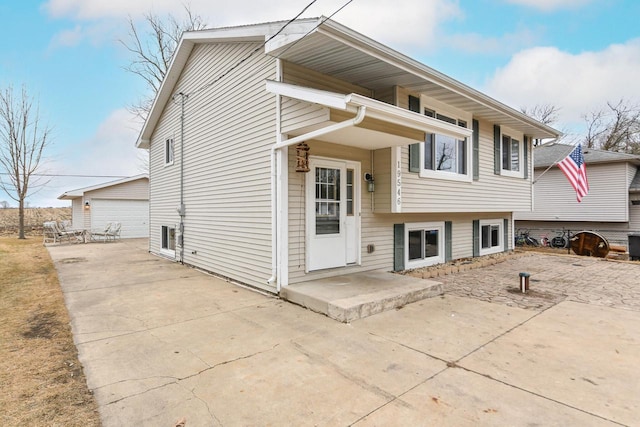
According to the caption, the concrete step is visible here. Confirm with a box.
[280,270,443,322]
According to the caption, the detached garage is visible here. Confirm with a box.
[58,174,149,238]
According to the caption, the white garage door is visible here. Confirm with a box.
[91,199,149,238]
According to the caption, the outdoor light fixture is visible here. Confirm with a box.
[295,142,310,172]
[364,172,375,192]
[84,201,90,209]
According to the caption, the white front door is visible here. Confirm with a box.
[306,158,360,271]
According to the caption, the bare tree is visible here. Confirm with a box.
[1,200,9,208]
[583,100,640,154]
[120,5,206,119]
[0,86,51,239]
[521,104,562,146]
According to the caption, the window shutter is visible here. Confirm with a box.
[408,95,421,172]
[503,218,509,251]
[523,136,529,179]
[409,144,420,172]
[393,224,405,271]
[493,125,501,175]
[473,119,480,180]
[472,220,480,257]
[445,221,452,262]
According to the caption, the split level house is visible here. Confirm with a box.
[515,143,640,247]
[136,17,560,294]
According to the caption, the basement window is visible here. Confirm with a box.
[161,226,175,253]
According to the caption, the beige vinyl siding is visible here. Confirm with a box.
[400,117,533,213]
[280,96,330,134]
[148,42,277,291]
[517,163,629,222]
[282,61,371,96]
[84,179,149,201]
[627,163,638,187]
[287,139,512,283]
[71,199,83,229]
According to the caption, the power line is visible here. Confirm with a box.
[184,0,320,99]
[0,173,130,178]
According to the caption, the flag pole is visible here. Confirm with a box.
[532,143,579,185]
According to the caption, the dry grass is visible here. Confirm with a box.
[0,237,100,426]
[0,207,71,236]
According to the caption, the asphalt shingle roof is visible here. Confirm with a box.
[534,143,640,168]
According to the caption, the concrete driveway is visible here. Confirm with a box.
[49,240,640,426]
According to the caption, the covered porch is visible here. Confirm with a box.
[280,270,442,322]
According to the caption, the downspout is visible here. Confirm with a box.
[267,105,367,289]
[178,92,187,264]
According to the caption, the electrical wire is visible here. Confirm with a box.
[0,173,129,178]
[184,0,320,99]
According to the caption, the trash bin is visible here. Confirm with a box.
[629,234,640,261]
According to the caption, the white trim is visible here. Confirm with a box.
[57,174,148,200]
[479,219,503,256]
[500,126,524,178]
[391,147,402,213]
[165,138,175,166]
[405,221,445,269]
[266,81,472,142]
[418,136,473,182]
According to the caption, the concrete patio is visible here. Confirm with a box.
[48,239,640,426]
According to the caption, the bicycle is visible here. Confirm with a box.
[515,229,540,247]
[551,229,573,248]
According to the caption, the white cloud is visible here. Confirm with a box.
[445,27,538,55]
[25,109,146,207]
[503,0,592,11]
[485,39,640,134]
[48,25,84,48]
[43,0,461,52]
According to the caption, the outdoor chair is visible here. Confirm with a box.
[90,223,112,242]
[105,222,121,241]
[43,221,85,244]
[43,221,59,244]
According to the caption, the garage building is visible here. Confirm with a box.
[58,174,149,238]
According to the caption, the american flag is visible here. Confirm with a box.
[557,144,589,202]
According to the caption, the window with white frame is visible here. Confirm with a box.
[161,226,175,252]
[500,131,523,177]
[420,104,472,181]
[405,222,445,268]
[165,138,174,165]
[479,219,502,255]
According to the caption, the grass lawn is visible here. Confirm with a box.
[0,237,100,426]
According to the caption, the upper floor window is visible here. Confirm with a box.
[421,109,471,182]
[502,135,520,172]
[165,138,174,166]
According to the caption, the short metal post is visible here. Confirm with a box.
[519,272,530,293]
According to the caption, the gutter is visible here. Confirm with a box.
[267,105,367,290]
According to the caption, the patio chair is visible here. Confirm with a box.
[43,221,59,244]
[43,221,84,244]
[90,223,112,242]
[106,222,121,241]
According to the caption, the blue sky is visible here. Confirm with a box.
[1,0,638,207]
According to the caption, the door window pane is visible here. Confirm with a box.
[315,167,341,235]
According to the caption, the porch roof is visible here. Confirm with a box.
[266,80,472,150]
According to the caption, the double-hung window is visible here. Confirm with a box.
[499,128,524,177]
[419,100,472,182]
[165,138,174,166]
[479,219,502,255]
